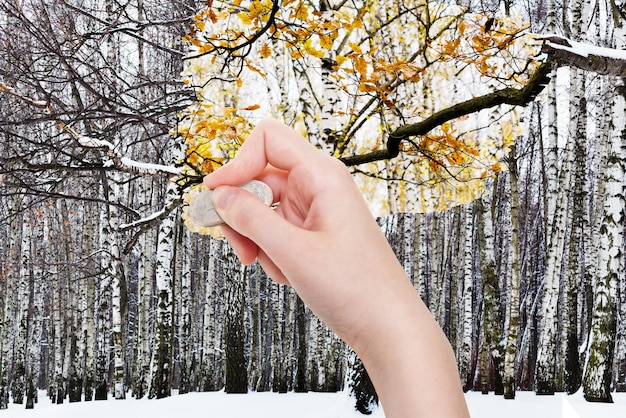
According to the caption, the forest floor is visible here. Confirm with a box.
[3,389,625,417]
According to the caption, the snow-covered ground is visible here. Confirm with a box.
[4,390,625,417]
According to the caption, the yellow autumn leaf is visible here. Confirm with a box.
[303,39,325,58]
[447,151,464,165]
[348,41,362,53]
[458,20,466,35]
[351,18,363,29]
[466,148,480,157]
[358,82,377,93]
[443,38,460,55]
[319,33,334,50]
[201,159,215,174]
[245,60,266,77]
[501,120,514,145]
[260,43,272,58]
[309,47,325,58]
[196,20,206,31]
[195,142,214,158]
[223,107,236,117]
[237,12,252,25]
[199,43,213,54]
[294,4,309,20]
[354,55,368,75]
[187,152,202,167]
[207,9,217,24]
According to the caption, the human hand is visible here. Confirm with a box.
[204,119,469,417]
[203,118,400,345]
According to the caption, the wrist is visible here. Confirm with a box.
[350,278,469,417]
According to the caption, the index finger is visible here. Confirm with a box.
[204,119,322,188]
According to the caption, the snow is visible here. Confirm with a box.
[77,136,115,150]
[5,390,626,417]
[119,157,181,175]
[119,208,166,230]
[537,34,626,60]
[76,138,180,175]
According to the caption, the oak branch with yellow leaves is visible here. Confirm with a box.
[177,0,551,215]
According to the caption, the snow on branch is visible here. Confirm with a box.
[538,34,626,77]
[0,82,48,108]
[77,134,181,176]
[119,193,183,254]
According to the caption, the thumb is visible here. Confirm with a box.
[212,185,304,263]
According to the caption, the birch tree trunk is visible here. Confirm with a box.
[132,174,156,398]
[579,9,610,374]
[95,191,113,401]
[503,145,522,399]
[132,0,156,399]
[224,245,248,394]
[272,283,287,392]
[57,200,81,403]
[148,114,186,398]
[458,204,474,391]
[563,69,586,394]
[615,263,626,391]
[582,76,625,403]
[248,260,262,391]
[536,0,564,394]
[199,239,224,391]
[26,215,46,409]
[516,104,542,390]
[260,264,274,392]
[282,288,297,392]
[294,56,321,144]
[149,205,176,399]
[176,223,193,394]
[415,214,429,303]
[81,204,98,401]
[294,295,308,392]
[0,130,25,409]
[102,0,128,399]
[12,206,30,405]
[101,175,127,400]
[0,265,7,409]
[477,194,504,394]
[559,0,588,395]
[49,203,69,404]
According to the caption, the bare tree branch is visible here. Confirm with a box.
[0,81,181,178]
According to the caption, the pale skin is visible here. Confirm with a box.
[204,119,470,418]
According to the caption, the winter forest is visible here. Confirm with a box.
[1,0,626,414]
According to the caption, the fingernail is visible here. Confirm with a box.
[212,186,238,211]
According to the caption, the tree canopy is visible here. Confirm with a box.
[177,0,544,213]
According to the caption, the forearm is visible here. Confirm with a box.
[353,274,470,418]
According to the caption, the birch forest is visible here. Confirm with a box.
[1,0,626,413]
